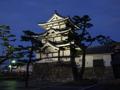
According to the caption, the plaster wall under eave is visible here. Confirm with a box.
[80,53,112,67]
[36,52,112,68]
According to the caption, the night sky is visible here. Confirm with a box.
[0,0,120,44]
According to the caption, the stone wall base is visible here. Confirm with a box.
[84,67,114,80]
[33,63,114,82]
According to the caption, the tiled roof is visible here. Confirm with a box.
[86,45,112,54]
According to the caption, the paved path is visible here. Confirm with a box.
[3,80,117,90]
[0,80,88,90]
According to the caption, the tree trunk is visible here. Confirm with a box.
[70,43,79,81]
[25,44,33,88]
[25,61,30,87]
[79,49,86,80]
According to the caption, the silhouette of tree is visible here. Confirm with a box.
[96,35,115,45]
[0,25,16,64]
[20,30,42,87]
[68,15,113,80]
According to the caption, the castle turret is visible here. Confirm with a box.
[36,12,80,63]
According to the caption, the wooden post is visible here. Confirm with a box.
[58,49,61,63]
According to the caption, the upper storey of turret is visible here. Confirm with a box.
[38,12,74,31]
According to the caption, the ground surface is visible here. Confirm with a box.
[0,79,120,90]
